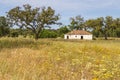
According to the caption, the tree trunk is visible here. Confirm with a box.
[104,33,108,40]
[35,33,39,40]
[34,27,42,40]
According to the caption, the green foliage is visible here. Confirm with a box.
[10,30,19,37]
[116,28,120,37]
[0,16,10,37]
[7,4,60,40]
[85,16,120,39]
[39,29,58,38]
[9,28,32,38]
[18,29,33,38]
[58,26,70,37]
[85,17,104,37]
[69,15,85,30]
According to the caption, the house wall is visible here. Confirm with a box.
[64,34,92,40]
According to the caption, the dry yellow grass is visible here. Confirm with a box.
[0,38,120,80]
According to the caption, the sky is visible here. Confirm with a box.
[0,0,120,29]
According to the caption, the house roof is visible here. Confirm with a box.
[66,30,92,35]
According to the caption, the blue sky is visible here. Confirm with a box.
[1,0,120,29]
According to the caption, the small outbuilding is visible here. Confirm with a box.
[64,30,93,40]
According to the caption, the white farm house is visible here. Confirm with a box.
[64,30,93,40]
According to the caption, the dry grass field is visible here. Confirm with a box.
[0,37,120,80]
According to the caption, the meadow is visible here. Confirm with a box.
[0,37,120,80]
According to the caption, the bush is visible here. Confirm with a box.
[10,31,19,37]
[39,29,58,38]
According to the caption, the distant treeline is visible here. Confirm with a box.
[0,4,120,39]
[1,27,69,38]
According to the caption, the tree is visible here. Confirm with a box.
[0,16,9,37]
[112,18,120,37]
[85,17,104,37]
[85,16,118,40]
[9,29,19,37]
[58,26,70,37]
[7,4,60,40]
[69,15,85,30]
[103,16,114,40]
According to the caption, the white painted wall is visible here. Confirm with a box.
[64,34,92,40]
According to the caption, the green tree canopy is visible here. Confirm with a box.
[0,16,9,37]
[58,26,70,37]
[7,4,60,40]
[69,15,85,30]
[85,17,104,37]
[85,16,120,39]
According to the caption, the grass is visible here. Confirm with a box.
[0,37,120,80]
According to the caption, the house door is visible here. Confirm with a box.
[67,36,69,39]
[81,36,83,39]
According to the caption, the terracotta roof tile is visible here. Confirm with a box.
[66,30,92,35]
